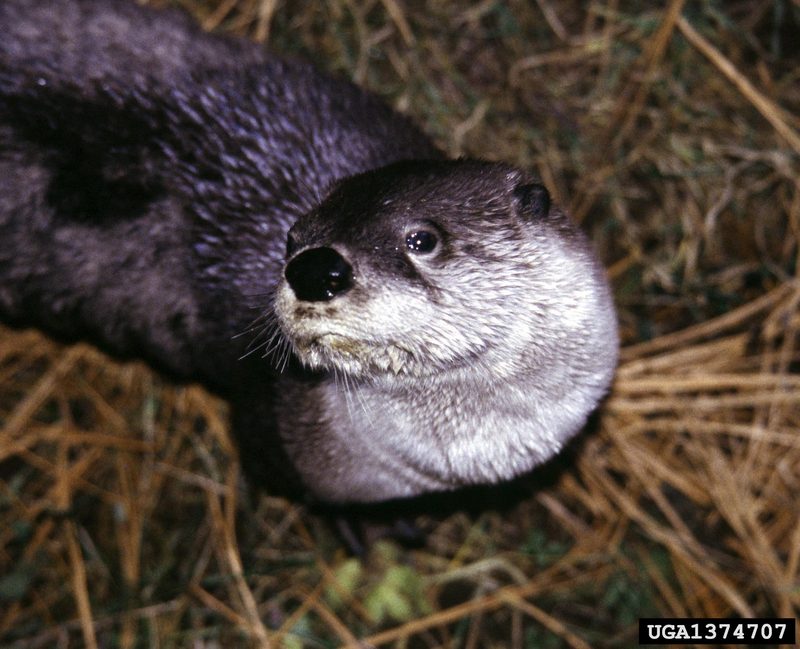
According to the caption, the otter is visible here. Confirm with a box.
[0,0,618,504]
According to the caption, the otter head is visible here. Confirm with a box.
[275,159,589,381]
[273,159,618,502]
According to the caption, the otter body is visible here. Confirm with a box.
[0,0,618,503]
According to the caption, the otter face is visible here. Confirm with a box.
[274,159,603,381]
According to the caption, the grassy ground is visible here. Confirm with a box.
[1,0,799,646]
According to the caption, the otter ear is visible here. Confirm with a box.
[512,182,551,221]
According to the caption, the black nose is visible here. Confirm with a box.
[284,247,353,302]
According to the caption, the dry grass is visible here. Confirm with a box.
[1,0,799,647]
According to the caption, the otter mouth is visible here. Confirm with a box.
[292,332,414,376]
[274,285,438,377]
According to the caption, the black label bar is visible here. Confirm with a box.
[639,618,796,645]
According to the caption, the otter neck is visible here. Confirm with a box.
[296,363,569,503]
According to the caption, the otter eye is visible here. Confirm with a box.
[405,230,438,254]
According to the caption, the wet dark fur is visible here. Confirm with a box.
[0,0,442,495]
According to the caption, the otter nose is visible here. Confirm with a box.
[284,247,353,302]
